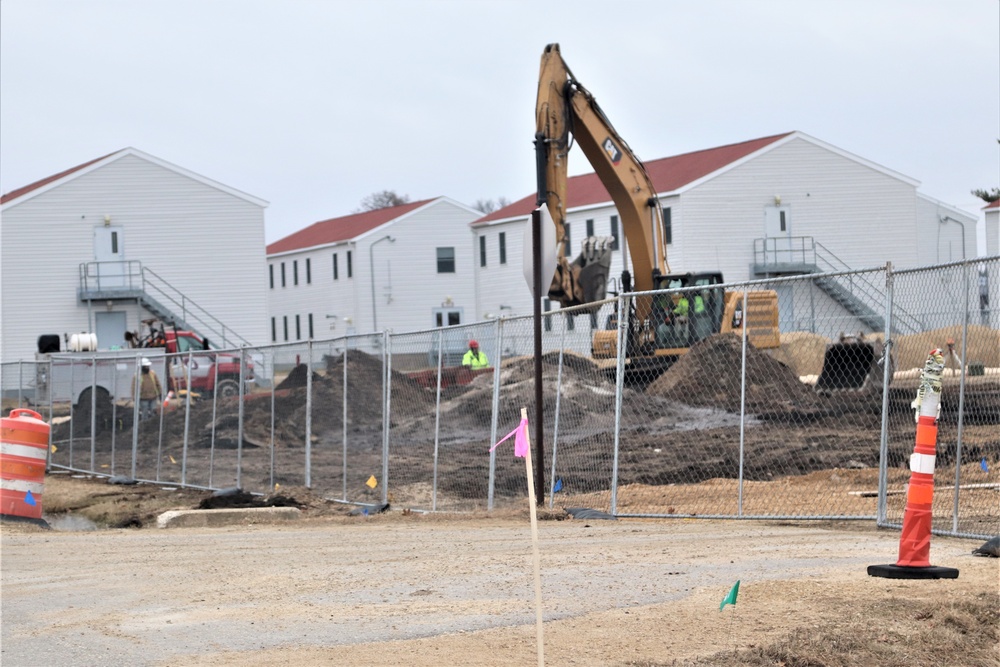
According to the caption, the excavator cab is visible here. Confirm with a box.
[649,272,725,351]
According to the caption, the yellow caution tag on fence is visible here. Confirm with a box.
[366,475,378,489]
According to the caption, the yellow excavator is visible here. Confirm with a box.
[535,43,780,381]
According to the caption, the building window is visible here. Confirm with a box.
[499,232,507,264]
[281,262,286,287]
[563,223,571,255]
[610,215,620,250]
[293,260,299,286]
[437,247,456,273]
[295,315,301,340]
[271,317,276,342]
[283,316,288,341]
[543,298,552,332]
[662,207,672,245]
[347,251,353,277]
[566,311,575,331]
[305,258,311,284]
[308,313,314,339]
[269,265,274,289]
[586,218,594,238]
[590,311,598,330]
[333,253,339,280]
[779,210,787,232]
[479,236,487,267]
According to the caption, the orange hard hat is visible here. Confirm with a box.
[469,340,479,348]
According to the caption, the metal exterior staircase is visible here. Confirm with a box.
[753,237,921,334]
[78,261,252,349]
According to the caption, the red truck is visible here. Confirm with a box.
[128,320,252,398]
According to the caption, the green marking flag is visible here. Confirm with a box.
[719,580,740,611]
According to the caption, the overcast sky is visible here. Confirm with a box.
[2,0,997,251]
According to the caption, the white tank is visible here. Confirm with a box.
[69,332,98,352]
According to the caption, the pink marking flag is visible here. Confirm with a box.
[490,417,529,458]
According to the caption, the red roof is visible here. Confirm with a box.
[267,198,435,254]
[474,132,793,223]
[985,199,999,210]
[1,150,123,205]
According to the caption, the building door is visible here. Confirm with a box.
[93,226,126,289]
[763,206,791,266]
[95,311,128,350]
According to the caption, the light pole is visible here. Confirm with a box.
[370,235,395,331]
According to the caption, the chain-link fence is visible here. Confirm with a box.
[2,257,997,538]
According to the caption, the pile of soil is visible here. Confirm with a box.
[894,324,1000,370]
[646,333,822,418]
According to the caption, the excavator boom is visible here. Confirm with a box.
[536,43,667,316]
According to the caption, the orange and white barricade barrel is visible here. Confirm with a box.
[868,349,958,580]
[0,409,50,522]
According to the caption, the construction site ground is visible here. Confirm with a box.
[2,475,998,667]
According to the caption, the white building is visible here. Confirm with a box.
[265,197,481,354]
[471,131,979,336]
[1,148,270,363]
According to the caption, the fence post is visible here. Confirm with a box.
[952,261,972,533]
[381,331,391,506]
[877,262,895,525]
[209,356,220,488]
[737,289,748,516]
[68,358,75,469]
[236,347,246,489]
[111,361,118,475]
[182,351,193,486]
[269,356,276,492]
[611,294,630,516]
[305,339,313,488]
[432,328,444,512]
[90,354,97,471]
[549,314,567,509]
[131,355,141,480]
[342,341,348,501]
[487,317,504,511]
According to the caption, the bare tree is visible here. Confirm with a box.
[358,190,411,211]
[971,187,1000,203]
[473,196,511,214]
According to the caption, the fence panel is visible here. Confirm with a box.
[885,258,1000,538]
[5,258,995,538]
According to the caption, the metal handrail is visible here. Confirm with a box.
[78,261,252,349]
[753,237,921,333]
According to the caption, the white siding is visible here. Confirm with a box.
[678,136,918,280]
[914,195,977,265]
[984,208,998,256]
[266,198,479,343]
[475,135,975,343]
[2,153,268,363]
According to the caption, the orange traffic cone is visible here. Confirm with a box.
[869,349,959,580]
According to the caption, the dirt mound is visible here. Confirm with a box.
[894,325,1000,371]
[646,333,821,416]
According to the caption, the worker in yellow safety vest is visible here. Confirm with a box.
[462,340,490,369]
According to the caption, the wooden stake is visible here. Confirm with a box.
[521,406,545,667]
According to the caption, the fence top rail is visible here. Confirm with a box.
[623,265,890,300]
[891,254,999,276]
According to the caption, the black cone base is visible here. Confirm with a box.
[867,563,959,579]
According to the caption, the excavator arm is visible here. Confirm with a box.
[535,43,668,317]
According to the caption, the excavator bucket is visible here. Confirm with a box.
[815,338,886,392]
[549,236,613,308]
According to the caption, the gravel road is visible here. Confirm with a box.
[0,517,990,666]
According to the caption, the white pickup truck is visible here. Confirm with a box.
[34,349,168,407]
